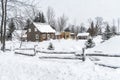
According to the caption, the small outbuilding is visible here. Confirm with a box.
[77,33,89,39]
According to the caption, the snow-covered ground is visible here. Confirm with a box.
[0,52,120,80]
[90,56,120,68]
[5,39,87,54]
[1,36,120,80]
[86,36,120,55]
[36,39,86,52]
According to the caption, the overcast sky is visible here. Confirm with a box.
[38,0,120,25]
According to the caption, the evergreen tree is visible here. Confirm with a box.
[79,25,86,33]
[33,12,46,23]
[24,19,31,30]
[38,12,42,22]
[111,26,117,35]
[102,24,112,40]
[7,19,16,40]
[85,37,95,48]
[33,12,42,22]
[33,16,39,22]
[41,12,46,23]
[47,42,54,50]
[87,21,96,37]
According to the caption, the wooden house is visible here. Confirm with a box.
[55,27,77,39]
[70,33,76,39]
[26,22,56,42]
[77,33,89,39]
[55,32,62,39]
[61,27,72,39]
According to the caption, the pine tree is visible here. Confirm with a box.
[47,42,54,50]
[33,12,46,23]
[33,12,42,22]
[33,16,39,22]
[102,24,112,40]
[79,25,86,33]
[85,37,95,48]
[87,21,96,37]
[111,26,116,35]
[38,12,42,22]
[41,12,46,23]
[24,19,31,30]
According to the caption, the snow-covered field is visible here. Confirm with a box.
[0,52,120,80]
[86,36,120,55]
[1,36,120,80]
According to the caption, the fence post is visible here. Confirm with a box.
[34,45,37,56]
[82,48,86,61]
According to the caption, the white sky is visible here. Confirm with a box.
[38,0,120,25]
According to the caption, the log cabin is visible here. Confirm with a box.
[26,22,56,42]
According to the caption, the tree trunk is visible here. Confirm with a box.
[1,0,7,52]
[0,0,4,44]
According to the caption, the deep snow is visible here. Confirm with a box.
[0,52,120,80]
[0,36,120,80]
[86,36,120,55]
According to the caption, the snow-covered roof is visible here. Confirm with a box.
[77,33,89,37]
[70,33,75,35]
[33,22,56,33]
[55,32,61,35]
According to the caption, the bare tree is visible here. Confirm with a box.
[46,7,56,29]
[24,6,39,21]
[67,24,75,33]
[0,0,4,44]
[1,0,8,51]
[0,0,36,51]
[95,17,103,35]
[57,14,68,32]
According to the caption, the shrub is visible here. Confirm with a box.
[47,42,54,50]
[85,37,95,48]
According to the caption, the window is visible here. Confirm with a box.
[42,34,46,39]
[35,28,37,32]
[51,34,54,39]
[36,34,39,39]
[28,29,31,32]
[47,34,50,39]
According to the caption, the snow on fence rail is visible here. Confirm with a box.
[15,48,34,50]
[14,48,36,56]
[39,56,82,60]
[36,51,76,54]
[15,52,35,56]
[95,63,120,69]
[86,54,120,57]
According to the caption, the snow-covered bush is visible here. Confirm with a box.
[85,37,95,48]
[47,42,54,50]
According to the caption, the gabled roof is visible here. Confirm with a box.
[77,33,89,37]
[33,22,56,33]
[55,32,61,35]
